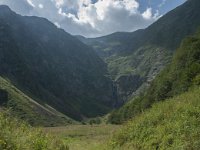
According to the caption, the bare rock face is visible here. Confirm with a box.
[115,75,144,104]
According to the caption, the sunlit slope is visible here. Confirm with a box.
[111,87,200,149]
[108,29,200,124]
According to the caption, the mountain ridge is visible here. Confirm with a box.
[79,0,200,104]
[109,28,200,124]
[0,5,116,121]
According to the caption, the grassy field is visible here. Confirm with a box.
[43,125,121,150]
[0,111,69,150]
[111,87,200,149]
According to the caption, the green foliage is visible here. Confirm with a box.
[109,29,200,124]
[80,0,200,106]
[111,87,200,149]
[193,74,200,85]
[89,118,101,125]
[0,76,73,126]
[144,31,200,102]
[108,97,144,124]
[0,111,69,150]
[44,125,121,150]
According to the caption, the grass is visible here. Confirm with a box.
[111,87,200,149]
[0,76,72,126]
[0,111,69,150]
[43,125,121,150]
[2,85,200,150]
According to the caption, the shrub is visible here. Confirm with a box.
[0,111,69,150]
[111,88,200,149]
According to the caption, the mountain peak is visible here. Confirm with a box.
[0,5,11,11]
[0,5,13,15]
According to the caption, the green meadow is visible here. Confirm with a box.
[43,125,121,150]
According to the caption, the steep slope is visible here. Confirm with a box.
[0,76,73,126]
[0,5,116,121]
[111,87,200,149]
[79,0,200,103]
[109,28,200,124]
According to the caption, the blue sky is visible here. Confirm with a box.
[0,0,186,37]
[90,0,186,15]
[139,0,185,13]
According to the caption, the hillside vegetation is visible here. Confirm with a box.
[80,0,200,103]
[111,87,200,149]
[44,125,121,150]
[0,111,69,150]
[109,29,200,124]
[0,76,73,126]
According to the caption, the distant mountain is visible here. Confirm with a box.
[79,0,200,103]
[0,5,116,122]
[109,28,200,124]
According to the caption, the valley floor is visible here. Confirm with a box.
[43,125,121,150]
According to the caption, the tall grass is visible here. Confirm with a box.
[0,111,69,150]
[111,87,200,149]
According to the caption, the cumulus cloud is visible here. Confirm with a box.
[27,0,35,8]
[0,0,160,37]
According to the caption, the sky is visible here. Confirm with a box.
[0,0,186,37]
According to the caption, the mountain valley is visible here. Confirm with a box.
[0,0,200,149]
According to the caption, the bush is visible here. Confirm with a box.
[0,111,69,150]
[89,118,101,125]
[193,74,200,85]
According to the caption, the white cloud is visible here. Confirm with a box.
[38,4,43,9]
[56,0,159,36]
[55,0,64,7]
[54,22,61,28]
[142,8,152,19]
[27,0,35,8]
[0,0,160,37]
